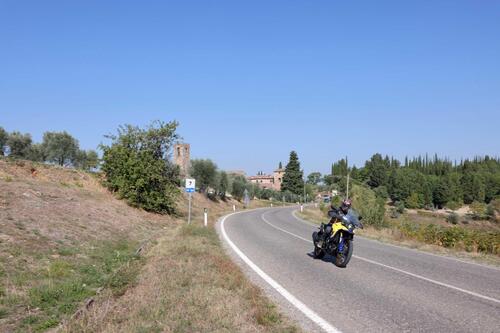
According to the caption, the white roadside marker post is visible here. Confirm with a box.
[233,204,236,212]
[300,204,304,212]
[204,208,208,227]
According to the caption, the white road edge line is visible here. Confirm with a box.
[291,209,500,271]
[220,211,342,333]
[261,212,500,306]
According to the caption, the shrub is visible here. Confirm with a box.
[406,192,421,209]
[350,184,386,228]
[396,201,405,214]
[446,212,459,225]
[389,208,400,219]
[445,201,462,211]
[100,121,180,214]
[470,201,487,220]
[440,227,466,248]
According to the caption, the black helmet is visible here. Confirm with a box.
[340,199,352,214]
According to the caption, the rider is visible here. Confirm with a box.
[317,199,352,247]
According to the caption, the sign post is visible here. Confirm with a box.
[185,178,196,224]
[204,208,208,227]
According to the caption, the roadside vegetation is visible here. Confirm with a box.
[300,153,499,262]
[0,120,300,332]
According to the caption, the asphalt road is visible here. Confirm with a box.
[218,206,500,333]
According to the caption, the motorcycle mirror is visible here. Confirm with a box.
[358,216,363,221]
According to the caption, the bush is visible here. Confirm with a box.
[445,201,462,211]
[396,201,405,214]
[470,201,487,220]
[350,184,386,228]
[441,227,466,248]
[100,121,180,214]
[446,212,459,225]
[390,208,400,219]
[406,192,421,209]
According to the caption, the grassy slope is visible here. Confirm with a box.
[297,205,500,267]
[0,159,299,333]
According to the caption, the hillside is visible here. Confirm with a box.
[0,159,299,332]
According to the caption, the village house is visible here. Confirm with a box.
[248,164,285,191]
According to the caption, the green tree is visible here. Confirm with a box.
[26,143,47,162]
[74,149,99,171]
[100,120,180,214]
[322,174,334,186]
[433,178,451,209]
[365,153,389,188]
[446,172,463,204]
[6,131,32,158]
[218,171,229,199]
[190,159,218,193]
[85,150,99,170]
[42,131,79,166]
[0,127,8,155]
[281,151,304,196]
[306,172,322,185]
[332,158,348,179]
[231,175,247,200]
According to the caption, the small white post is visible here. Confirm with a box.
[204,208,208,227]
[300,204,304,212]
[314,203,318,208]
[271,203,273,208]
[233,205,236,212]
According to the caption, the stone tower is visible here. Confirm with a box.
[273,164,286,191]
[173,143,190,177]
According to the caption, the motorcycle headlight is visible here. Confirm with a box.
[348,224,353,229]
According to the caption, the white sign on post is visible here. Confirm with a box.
[185,178,196,193]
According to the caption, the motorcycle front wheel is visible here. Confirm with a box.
[334,239,353,267]
[312,231,325,259]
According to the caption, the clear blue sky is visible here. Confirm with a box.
[1,1,499,176]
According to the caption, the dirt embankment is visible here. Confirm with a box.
[0,159,299,333]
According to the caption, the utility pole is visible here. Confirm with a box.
[346,173,350,200]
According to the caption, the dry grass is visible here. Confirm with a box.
[0,158,299,332]
[63,223,299,333]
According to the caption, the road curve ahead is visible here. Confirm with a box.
[218,207,500,333]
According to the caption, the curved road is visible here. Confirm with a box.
[217,206,500,333]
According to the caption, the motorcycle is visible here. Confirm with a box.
[312,210,363,267]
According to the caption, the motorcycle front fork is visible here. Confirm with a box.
[338,234,344,252]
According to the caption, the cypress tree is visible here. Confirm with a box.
[281,151,304,196]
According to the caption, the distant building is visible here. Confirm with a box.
[174,143,190,177]
[228,170,247,178]
[248,164,285,191]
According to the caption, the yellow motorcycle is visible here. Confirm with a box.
[312,211,363,267]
